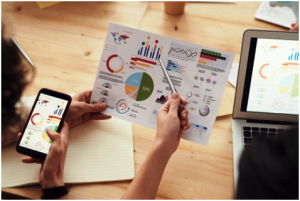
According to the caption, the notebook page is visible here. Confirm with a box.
[1,144,40,188]
[64,117,135,183]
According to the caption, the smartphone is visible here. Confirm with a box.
[16,88,72,160]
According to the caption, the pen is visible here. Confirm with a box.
[159,58,183,108]
[10,36,34,66]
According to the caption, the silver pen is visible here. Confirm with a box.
[159,58,183,108]
[10,36,34,66]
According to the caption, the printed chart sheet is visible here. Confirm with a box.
[91,23,234,145]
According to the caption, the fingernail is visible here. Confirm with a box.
[172,93,178,99]
[183,113,187,118]
[46,127,53,132]
[184,126,187,130]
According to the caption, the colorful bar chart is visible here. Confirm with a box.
[137,36,162,60]
[53,102,65,116]
[282,62,299,69]
[47,115,61,124]
[166,60,186,74]
[129,57,157,70]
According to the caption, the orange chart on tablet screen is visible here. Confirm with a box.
[259,63,276,79]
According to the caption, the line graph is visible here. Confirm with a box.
[168,48,198,58]
[168,42,198,61]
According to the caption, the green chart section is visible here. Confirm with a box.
[291,74,299,98]
[279,74,299,98]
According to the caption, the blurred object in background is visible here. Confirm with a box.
[36,1,60,9]
[164,1,186,16]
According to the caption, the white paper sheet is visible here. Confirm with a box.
[255,1,299,28]
[228,63,239,88]
[91,23,234,145]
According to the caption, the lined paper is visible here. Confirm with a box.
[1,144,40,188]
[64,118,135,183]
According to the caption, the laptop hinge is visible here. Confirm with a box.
[246,119,298,125]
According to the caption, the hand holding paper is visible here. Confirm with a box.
[155,93,190,156]
[65,90,111,128]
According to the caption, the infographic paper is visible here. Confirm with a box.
[91,23,234,145]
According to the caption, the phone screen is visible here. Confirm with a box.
[19,93,69,154]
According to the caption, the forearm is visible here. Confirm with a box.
[122,142,172,199]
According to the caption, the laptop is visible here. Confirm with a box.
[232,30,299,191]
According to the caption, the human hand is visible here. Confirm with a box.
[155,93,191,157]
[290,22,299,31]
[19,122,69,189]
[65,90,111,128]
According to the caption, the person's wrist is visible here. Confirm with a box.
[153,136,174,159]
[40,177,64,189]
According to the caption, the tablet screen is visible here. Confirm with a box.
[243,38,298,115]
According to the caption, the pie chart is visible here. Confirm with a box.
[42,125,57,144]
[125,72,154,101]
[279,74,299,97]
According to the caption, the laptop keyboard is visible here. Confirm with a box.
[243,126,285,148]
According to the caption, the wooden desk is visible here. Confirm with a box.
[2,1,287,199]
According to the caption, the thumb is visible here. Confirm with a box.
[169,93,180,115]
[83,102,107,113]
[46,127,59,142]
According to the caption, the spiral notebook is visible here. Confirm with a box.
[2,97,135,188]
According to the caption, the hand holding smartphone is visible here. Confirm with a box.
[16,88,72,160]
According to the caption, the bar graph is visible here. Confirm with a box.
[137,36,163,60]
[129,57,157,70]
[288,50,299,61]
[53,102,65,116]
[166,60,186,74]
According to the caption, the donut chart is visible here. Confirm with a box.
[116,99,130,114]
[273,98,286,110]
[259,63,276,79]
[31,113,43,126]
[199,105,210,117]
[186,91,193,98]
[106,54,124,73]
[35,142,44,151]
[125,72,154,101]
